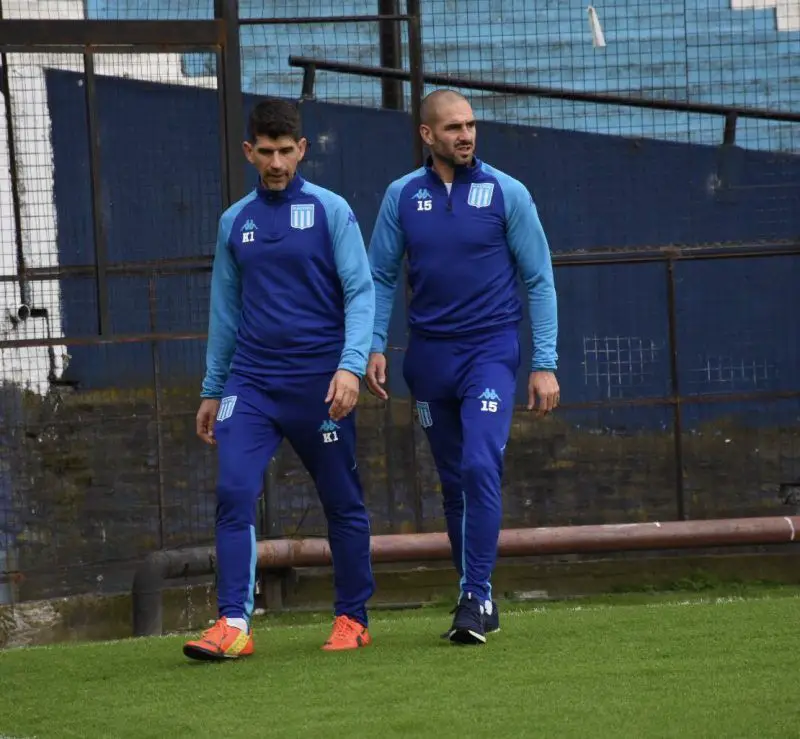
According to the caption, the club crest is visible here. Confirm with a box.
[290,203,315,230]
[467,182,494,209]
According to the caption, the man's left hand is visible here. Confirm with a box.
[326,369,361,421]
[527,371,560,417]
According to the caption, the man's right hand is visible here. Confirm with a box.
[196,398,221,445]
[365,352,389,401]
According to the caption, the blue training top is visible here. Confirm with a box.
[201,175,375,399]
[368,157,558,371]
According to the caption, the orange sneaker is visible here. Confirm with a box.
[183,618,254,661]
[321,615,372,651]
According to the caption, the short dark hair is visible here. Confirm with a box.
[247,97,302,142]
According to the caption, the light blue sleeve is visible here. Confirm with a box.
[201,210,242,398]
[501,177,559,371]
[367,181,406,354]
[322,193,375,378]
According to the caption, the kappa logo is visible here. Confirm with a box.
[412,188,433,212]
[347,211,357,225]
[467,182,495,209]
[217,395,237,422]
[319,419,340,443]
[479,388,501,402]
[290,203,315,230]
[241,218,257,244]
[478,388,500,413]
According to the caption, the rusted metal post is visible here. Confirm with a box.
[665,257,686,520]
[148,277,167,550]
[83,51,110,336]
[215,0,245,206]
[406,0,424,167]
[378,0,403,110]
[0,17,28,311]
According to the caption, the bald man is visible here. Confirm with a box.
[366,90,559,645]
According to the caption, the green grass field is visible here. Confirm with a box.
[1,589,799,738]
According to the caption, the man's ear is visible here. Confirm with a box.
[242,140,254,164]
[419,124,434,147]
[296,137,308,161]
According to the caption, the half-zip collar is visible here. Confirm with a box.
[424,155,484,186]
[256,174,306,202]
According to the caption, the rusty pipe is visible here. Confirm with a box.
[133,516,799,636]
[257,516,800,569]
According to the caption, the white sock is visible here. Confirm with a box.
[225,617,248,634]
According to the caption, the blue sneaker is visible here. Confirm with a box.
[446,593,486,645]
[441,598,499,638]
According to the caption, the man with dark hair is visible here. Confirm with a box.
[366,89,559,645]
[183,97,376,660]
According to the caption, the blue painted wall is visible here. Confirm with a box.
[88,0,800,152]
[45,69,800,432]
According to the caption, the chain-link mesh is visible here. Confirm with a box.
[0,49,75,603]
[248,1,799,153]
[2,0,212,20]
[248,1,800,541]
[676,255,800,520]
[87,1,213,20]
[420,0,800,153]
[2,1,84,20]
[240,25,386,107]
[1,2,798,605]
[0,46,222,602]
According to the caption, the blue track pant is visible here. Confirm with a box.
[213,372,375,627]
[403,328,519,603]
